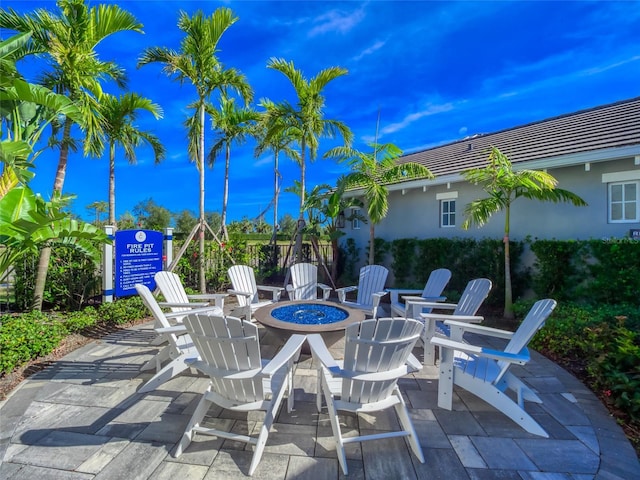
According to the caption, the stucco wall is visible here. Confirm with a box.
[341,156,640,255]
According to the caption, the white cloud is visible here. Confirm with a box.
[381,103,455,135]
[308,7,366,36]
[352,39,386,61]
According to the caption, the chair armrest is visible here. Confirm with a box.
[307,334,341,374]
[402,295,446,302]
[406,353,423,373]
[156,325,188,334]
[372,291,389,306]
[431,337,530,365]
[420,312,484,324]
[442,320,513,339]
[164,305,223,321]
[336,285,357,303]
[159,301,210,308]
[262,334,307,376]
[406,300,457,310]
[387,289,422,304]
[228,289,253,299]
[187,293,227,308]
[257,285,283,301]
[317,283,332,300]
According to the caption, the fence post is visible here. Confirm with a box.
[103,225,115,303]
[164,227,173,270]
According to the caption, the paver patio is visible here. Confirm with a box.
[1,313,638,479]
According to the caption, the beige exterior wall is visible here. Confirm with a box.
[341,155,640,254]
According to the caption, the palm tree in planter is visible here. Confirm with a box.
[462,146,587,319]
[95,92,165,227]
[325,142,433,265]
[138,7,252,292]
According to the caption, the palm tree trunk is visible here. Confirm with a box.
[503,204,514,319]
[273,151,279,235]
[369,224,375,265]
[109,141,116,227]
[221,143,230,241]
[33,119,72,311]
[295,141,306,262]
[198,103,206,293]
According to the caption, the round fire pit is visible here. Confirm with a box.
[254,300,366,350]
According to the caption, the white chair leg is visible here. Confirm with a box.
[174,388,212,457]
[140,345,171,372]
[423,322,437,366]
[437,348,454,410]
[322,377,348,475]
[139,355,191,393]
[393,390,425,463]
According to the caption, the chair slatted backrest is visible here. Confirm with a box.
[290,263,318,300]
[422,268,452,298]
[228,265,258,307]
[454,278,492,316]
[341,318,422,404]
[495,299,557,383]
[356,265,389,305]
[155,271,191,314]
[136,283,172,331]
[184,313,264,403]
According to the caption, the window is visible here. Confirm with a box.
[440,199,456,227]
[351,207,361,229]
[609,181,639,223]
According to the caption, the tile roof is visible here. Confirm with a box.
[397,97,640,178]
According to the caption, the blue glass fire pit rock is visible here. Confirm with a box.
[271,303,349,326]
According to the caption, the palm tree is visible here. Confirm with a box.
[137,7,252,292]
[462,146,587,319]
[208,95,260,240]
[325,142,433,265]
[265,58,352,260]
[86,200,108,224]
[255,99,299,239]
[0,0,143,310]
[95,92,165,227]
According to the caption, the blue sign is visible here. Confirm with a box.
[114,229,163,297]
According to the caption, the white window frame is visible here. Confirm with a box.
[608,181,639,223]
[436,191,458,228]
[351,207,361,230]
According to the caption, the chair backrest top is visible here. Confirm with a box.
[422,268,452,298]
[135,283,170,329]
[184,313,262,372]
[289,263,319,300]
[228,265,258,304]
[155,271,190,309]
[343,317,422,373]
[356,265,389,305]
[505,298,557,356]
[454,278,492,316]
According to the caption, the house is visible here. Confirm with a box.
[343,97,640,249]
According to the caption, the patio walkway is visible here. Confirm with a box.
[1,317,638,479]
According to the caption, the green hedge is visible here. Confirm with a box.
[0,296,148,375]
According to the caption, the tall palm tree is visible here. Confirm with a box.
[265,58,353,260]
[0,0,143,310]
[462,147,587,319]
[208,95,260,240]
[255,99,299,239]
[94,93,165,227]
[138,7,252,292]
[86,200,108,224]
[325,142,433,265]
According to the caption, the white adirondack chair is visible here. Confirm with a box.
[174,312,306,476]
[409,278,492,365]
[336,265,389,318]
[227,265,284,321]
[387,268,452,317]
[308,317,425,475]
[135,284,219,394]
[431,298,557,437]
[286,262,332,301]
[155,270,226,321]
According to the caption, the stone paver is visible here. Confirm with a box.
[0,320,638,480]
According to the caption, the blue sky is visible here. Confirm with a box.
[5,0,640,225]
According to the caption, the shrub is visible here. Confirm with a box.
[0,311,67,374]
[97,296,147,325]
